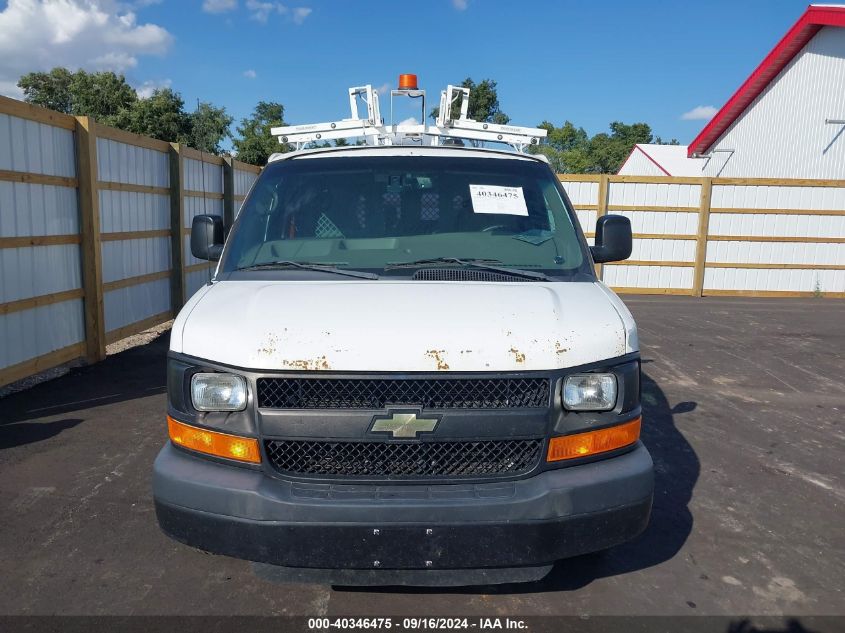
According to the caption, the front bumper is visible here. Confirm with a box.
[153,441,653,570]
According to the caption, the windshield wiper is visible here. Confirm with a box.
[384,257,550,281]
[237,260,378,279]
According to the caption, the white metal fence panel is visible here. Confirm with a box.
[629,237,697,262]
[711,184,845,211]
[706,183,845,294]
[184,158,223,194]
[1,300,85,369]
[603,265,695,290]
[560,180,599,207]
[704,268,845,293]
[233,165,259,219]
[104,278,171,333]
[96,136,173,335]
[97,138,169,187]
[0,181,79,239]
[614,210,699,236]
[601,181,701,291]
[608,181,701,209]
[0,113,75,177]
[709,213,845,238]
[0,244,81,303]
[706,241,844,266]
[0,108,84,379]
[234,167,257,197]
[99,189,170,234]
[101,238,170,285]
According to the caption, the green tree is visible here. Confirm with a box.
[68,71,137,126]
[528,120,591,173]
[17,68,73,112]
[187,102,233,155]
[119,87,190,142]
[18,68,137,125]
[429,77,509,124]
[232,101,286,166]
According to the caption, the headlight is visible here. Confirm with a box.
[191,373,247,411]
[563,374,617,411]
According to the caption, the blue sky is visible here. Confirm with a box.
[0,0,817,144]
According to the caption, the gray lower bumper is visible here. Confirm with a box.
[153,442,653,569]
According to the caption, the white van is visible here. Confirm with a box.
[153,83,653,584]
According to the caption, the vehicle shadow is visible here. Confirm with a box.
[0,332,169,447]
[0,418,84,450]
[336,369,700,594]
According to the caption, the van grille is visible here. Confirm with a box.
[256,377,550,410]
[264,438,543,478]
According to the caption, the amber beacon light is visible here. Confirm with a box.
[167,416,261,463]
[398,73,418,90]
[547,417,642,462]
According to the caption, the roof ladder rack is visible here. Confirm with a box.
[271,80,547,153]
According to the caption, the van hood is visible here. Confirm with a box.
[172,280,637,372]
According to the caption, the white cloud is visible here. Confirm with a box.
[375,83,390,96]
[398,117,419,126]
[291,6,311,24]
[202,0,237,13]
[452,0,468,9]
[243,69,257,79]
[136,77,171,98]
[0,0,173,97]
[246,0,277,22]
[681,105,718,121]
[245,0,310,24]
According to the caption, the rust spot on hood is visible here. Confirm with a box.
[555,341,568,355]
[281,356,331,371]
[425,349,450,371]
[509,347,526,363]
[257,333,280,356]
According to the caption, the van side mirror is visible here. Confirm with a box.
[590,215,632,264]
[191,214,224,261]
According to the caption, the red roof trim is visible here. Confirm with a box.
[635,145,672,176]
[688,5,845,157]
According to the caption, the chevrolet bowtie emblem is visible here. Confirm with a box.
[370,412,440,438]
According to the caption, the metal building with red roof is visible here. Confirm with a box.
[688,4,845,178]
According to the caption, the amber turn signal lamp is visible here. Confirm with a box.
[398,73,418,90]
[547,417,641,462]
[167,416,261,464]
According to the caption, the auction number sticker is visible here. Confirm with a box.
[469,185,528,216]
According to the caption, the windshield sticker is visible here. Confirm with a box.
[469,185,529,216]
[512,229,554,245]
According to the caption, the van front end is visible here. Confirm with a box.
[153,346,652,579]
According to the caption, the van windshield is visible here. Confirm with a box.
[221,154,591,279]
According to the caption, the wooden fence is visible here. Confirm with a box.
[0,96,260,387]
[1,95,844,388]
[559,174,845,298]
